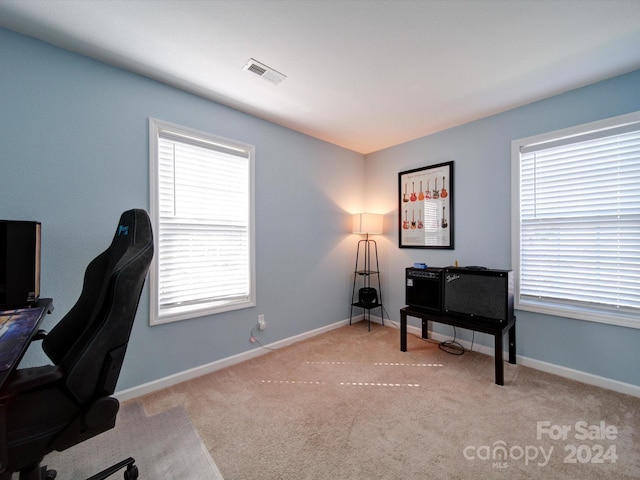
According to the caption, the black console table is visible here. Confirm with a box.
[400,306,516,385]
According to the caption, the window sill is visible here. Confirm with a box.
[516,299,639,329]
[151,298,256,326]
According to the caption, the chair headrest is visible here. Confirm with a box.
[107,209,153,271]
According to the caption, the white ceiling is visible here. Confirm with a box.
[2,0,640,154]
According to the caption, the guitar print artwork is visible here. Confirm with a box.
[399,162,453,248]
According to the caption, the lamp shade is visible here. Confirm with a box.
[352,213,383,235]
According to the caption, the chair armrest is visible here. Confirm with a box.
[6,365,63,395]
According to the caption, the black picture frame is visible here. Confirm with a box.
[398,161,454,249]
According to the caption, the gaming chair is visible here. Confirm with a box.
[0,209,153,480]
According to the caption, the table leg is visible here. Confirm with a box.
[508,322,516,364]
[421,319,429,339]
[494,332,504,386]
[400,310,407,352]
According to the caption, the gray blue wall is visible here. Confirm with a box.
[365,69,640,388]
[2,26,639,391]
[1,28,364,390]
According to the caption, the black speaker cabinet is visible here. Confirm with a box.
[405,267,444,312]
[443,267,513,324]
[0,220,41,309]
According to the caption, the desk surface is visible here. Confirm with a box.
[0,298,53,391]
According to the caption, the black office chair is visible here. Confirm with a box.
[0,209,153,480]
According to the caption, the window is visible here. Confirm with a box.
[149,118,255,325]
[512,111,640,328]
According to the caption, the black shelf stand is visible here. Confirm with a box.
[349,234,383,331]
[399,306,516,385]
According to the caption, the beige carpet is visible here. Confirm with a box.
[138,322,640,479]
[43,401,223,479]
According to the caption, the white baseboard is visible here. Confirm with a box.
[117,317,639,401]
[404,324,640,398]
[515,356,640,398]
[115,319,349,402]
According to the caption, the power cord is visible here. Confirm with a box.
[437,326,465,355]
[383,308,465,355]
[249,326,276,350]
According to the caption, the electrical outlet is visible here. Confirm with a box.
[258,314,266,330]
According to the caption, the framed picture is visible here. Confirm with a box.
[398,161,454,249]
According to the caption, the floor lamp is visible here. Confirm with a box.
[350,213,384,330]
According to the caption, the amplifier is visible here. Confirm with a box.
[405,267,444,312]
[443,267,513,324]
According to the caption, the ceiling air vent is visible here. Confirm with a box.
[243,58,286,85]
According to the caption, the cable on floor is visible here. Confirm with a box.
[438,326,465,355]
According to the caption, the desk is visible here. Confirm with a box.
[400,306,516,386]
[0,299,53,391]
[0,298,53,474]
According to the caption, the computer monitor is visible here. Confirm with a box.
[0,220,41,309]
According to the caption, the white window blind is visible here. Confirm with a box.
[513,112,640,328]
[149,119,255,324]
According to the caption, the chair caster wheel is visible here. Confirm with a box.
[42,467,57,480]
[124,464,138,480]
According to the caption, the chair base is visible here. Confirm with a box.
[15,465,56,480]
[0,464,56,480]
[86,457,137,480]
[3,458,137,480]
